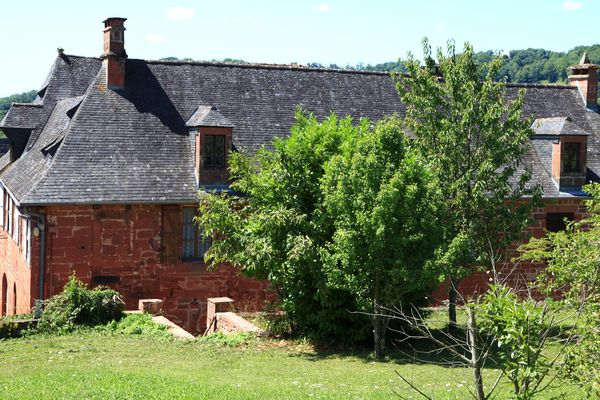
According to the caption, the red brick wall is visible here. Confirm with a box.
[44,204,271,333]
[430,198,588,303]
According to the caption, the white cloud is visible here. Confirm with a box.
[562,1,582,11]
[313,3,333,12]
[145,34,167,43]
[166,6,197,21]
[435,22,446,32]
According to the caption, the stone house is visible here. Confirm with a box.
[0,18,599,331]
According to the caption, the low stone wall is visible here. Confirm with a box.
[215,312,265,335]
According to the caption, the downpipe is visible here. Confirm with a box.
[26,212,46,318]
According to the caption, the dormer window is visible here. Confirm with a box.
[563,142,581,173]
[532,117,589,189]
[186,105,234,185]
[204,134,226,167]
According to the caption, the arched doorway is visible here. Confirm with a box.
[1,274,7,317]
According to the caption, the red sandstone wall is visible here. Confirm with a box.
[430,198,589,303]
[0,215,39,316]
[44,204,271,333]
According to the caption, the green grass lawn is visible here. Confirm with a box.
[0,329,588,400]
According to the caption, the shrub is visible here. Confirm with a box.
[36,275,124,333]
[0,320,21,339]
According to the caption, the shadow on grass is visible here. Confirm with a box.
[285,325,503,370]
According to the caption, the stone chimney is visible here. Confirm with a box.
[569,52,599,111]
[101,17,127,89]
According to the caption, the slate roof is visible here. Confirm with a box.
[532,117,589,136]
[0,103,45,130]
[1,54,599,205]
[187,106,234,128]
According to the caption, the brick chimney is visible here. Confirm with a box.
[569,52,599,111]
[102,17,127,89]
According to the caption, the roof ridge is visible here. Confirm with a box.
[143,58,393,76]
[506,82,574,89]
[62,54,101,61]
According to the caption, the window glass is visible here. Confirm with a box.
[182,207,212,260]
[203,134,226,167]
[204,135,214,166]
[563,142,580,173]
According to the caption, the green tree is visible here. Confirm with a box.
[198,112,371,343]
[394,40,539,328]
[320,117,443,357]
[197,112,444,353]
[520,183,600,397]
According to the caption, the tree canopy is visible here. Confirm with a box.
[197,112,443,352]
[394,40,540,325]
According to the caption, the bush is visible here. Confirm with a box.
[36,275,124,333]
[0,320,21,339]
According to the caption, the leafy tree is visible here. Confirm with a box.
[520,183,600,397]
[394,40,540,328]
[198,112,371,343]
[197,112,444,353]
[320,117,443,357]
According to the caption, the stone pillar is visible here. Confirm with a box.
[206,297,233,333]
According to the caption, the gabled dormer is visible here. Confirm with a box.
[0,103,43,162]
[186,106,234,185]
[532,117,588,190]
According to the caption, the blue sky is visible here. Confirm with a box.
[0,0,598,97]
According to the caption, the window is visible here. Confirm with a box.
[546,212,575,233]
[563,142,581,173]
[25,220,31,266]
[203,135,226,167]
[0,190,3,230]
[6,197,11,236]
[12,206,19,242]
[182,207,212,260]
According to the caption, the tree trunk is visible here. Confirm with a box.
[373,274,385,359]
[448,276,458,332]
[467,306,486,400]
[373,303,385,359]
